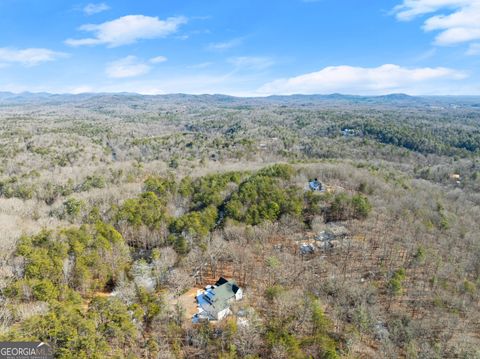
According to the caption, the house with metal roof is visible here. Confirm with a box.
[309,178,324,192]
[195,277,243,321]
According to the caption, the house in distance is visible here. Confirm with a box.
[309,178,324,192]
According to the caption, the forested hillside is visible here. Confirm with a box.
[0,94,479,358]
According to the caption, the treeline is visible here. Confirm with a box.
[114,164,371,251]
[340,120,480,156]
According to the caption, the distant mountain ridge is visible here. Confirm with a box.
[1,91,480,109]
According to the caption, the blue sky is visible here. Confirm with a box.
[0,0,479,95]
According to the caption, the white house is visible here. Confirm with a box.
[195,277,243,321]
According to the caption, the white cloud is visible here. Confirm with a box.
[0,47,66,67]
[83,3,110,15]
[4,64,477,96]
[65,15,187,47]
[393,0,480,45]
[149,55,167,64]
[228,56,274,71]
[207,38,243,51]
[106,56,151,78]
[257,64,466,95]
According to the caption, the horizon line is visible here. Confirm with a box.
[1,91,480,98]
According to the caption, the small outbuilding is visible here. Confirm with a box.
[300,243,315,255]
[314,223,350,251]
[342,128,355,137]
[450,173,461,185]
[315,223,349,242]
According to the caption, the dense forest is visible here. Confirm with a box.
[0,94,479,358]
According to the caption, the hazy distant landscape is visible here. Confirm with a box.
[0,93,479,358]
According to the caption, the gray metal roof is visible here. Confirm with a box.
[205,279,239,311]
